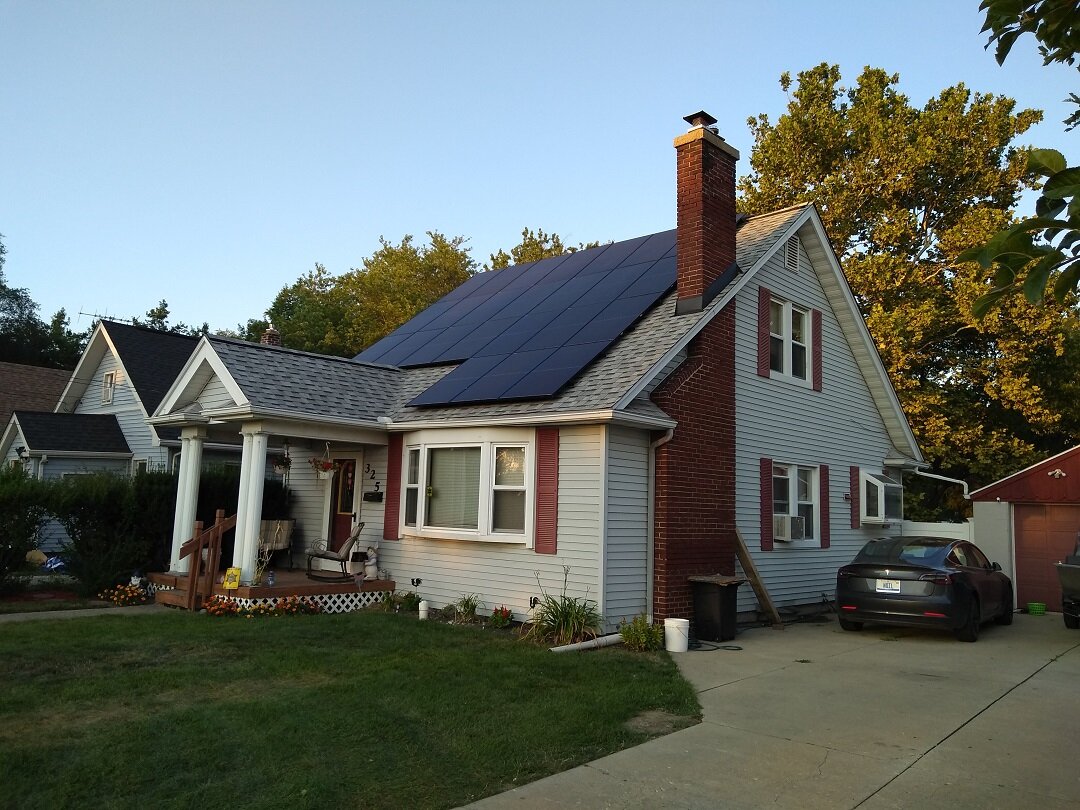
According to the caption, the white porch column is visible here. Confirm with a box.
[169,426,207,572]
[233,427,269,582]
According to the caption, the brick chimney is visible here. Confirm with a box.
[674,111,740,315]
[260,324,281,346]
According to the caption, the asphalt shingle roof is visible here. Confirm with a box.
[0,362,69,428]
[208,337,403,423]
[15,411,131,453]
[103,321,199,414]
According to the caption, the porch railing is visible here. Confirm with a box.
[178,508,237,611]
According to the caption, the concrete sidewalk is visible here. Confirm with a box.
[468,615,1080,809]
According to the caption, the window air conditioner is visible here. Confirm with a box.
[773,515,806,542]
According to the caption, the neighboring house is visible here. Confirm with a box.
[1,321,219,550]
[152,112,922,628]
[972,445,1080,611]
[0,361,70,430]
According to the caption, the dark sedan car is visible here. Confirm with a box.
[835,536,1014,642]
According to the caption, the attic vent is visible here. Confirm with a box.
[785,237,800,272]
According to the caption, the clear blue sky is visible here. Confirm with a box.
[2,1,1075,333]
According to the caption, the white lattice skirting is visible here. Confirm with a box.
[228,591,380,614]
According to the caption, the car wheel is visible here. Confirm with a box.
[994,588,1014,626]
[1065,613,1079,630]
[956,597,981,642]
[838,616,863,631]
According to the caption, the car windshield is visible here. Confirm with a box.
[855,538,950,566]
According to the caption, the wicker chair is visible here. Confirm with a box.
[306,522,365,581]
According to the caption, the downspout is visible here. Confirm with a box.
[909,468,970,500]
[647,429,674,624]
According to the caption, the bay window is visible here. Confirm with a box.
[861,470,903,524]
[401,429,533,543]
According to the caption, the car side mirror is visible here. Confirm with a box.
[991,562,1002,572]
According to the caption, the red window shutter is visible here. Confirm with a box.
[819,464,830,549]
[760,457,774,551]
[383,433,403,541]
[812,309,823,392]
[849,465,860,529]
[757,286,772,377]
[535,428,559,554]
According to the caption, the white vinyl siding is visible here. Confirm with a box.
[194,375,237,410]
[604,425,649,626]
[377,425,606,628]
[735,234,898,611]
[75,350,168,470]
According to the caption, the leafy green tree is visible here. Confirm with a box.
[963,0,1080,313]
[263,264,354,355]
[739,64,1080,494]
[132,299,208,335]
[488,228,601,270]
[338,232,477,352]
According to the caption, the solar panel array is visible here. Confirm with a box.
[356,229,677,406]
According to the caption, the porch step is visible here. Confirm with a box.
[154,589,189,608]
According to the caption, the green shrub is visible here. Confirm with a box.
[453,593,482,624]
[49,473,151,596]
[522,567,602,645]
[619,614,665,652]
[0,465,50,590]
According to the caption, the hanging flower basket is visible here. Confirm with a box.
[309,457,338,480]
[270,454,291,476]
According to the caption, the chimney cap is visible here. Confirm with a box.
[684,110,718,129]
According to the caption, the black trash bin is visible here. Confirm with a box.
[689,575,745,642]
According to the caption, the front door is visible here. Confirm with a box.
[330,458,358,552]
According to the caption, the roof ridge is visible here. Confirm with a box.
[207,334,402,372]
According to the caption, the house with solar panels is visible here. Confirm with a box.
[150,113,922,627]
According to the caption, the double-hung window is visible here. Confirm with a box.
[772,463,817,540]
[402,429,533,543]
[769,299,809,382]
[102,371,116,405]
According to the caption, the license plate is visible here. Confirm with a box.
[876,578,901,593]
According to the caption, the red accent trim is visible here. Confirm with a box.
[383,434,403,540]
[850,465,860,529]
[812,309,823,392]
[757,287,771,377]
[535,428,559,554]
[819,464,830,549]
[760,457,774,551]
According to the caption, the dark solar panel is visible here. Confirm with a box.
[357,229,679,405]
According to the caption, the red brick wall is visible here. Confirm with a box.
[675,132,738,303]
[650,302,737,621]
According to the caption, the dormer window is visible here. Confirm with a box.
[769,298,809,382]
[102,371,116,405]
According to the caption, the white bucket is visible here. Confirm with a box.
[664,618,690,653]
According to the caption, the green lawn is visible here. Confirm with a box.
[0,610,699,810]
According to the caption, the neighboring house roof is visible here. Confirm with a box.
[57,320,198,416]
[9,411,131,454]
[970,444,1080,503]
[0,361,69,429]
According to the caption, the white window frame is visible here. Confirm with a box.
[102,371,116,405]
[772,462,818,542]
[400,427,534,545]
[860,470,903,524]
[769,298,811,385]
[132,459,148,475]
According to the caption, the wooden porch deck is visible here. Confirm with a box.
[150,570,396,609]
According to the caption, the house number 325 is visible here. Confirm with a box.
[364,464,381,492]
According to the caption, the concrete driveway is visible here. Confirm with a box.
[468,614,1080,809]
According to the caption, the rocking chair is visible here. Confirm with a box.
[306,522,365,581]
